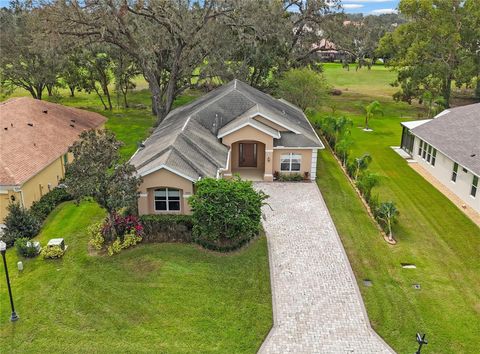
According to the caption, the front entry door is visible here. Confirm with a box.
[239,143,257,167]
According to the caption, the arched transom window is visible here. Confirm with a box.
[154,188,181,211]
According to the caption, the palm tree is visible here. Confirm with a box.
[376,201,399,242]
[354,153,372,180]
[356,171,380,202]
[363,100,383,131]
[335,136,353,166]
[332,116,353,151]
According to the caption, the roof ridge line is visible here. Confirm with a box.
[180,131,223,167]
[136,146,173,171]
[170,146,207,178]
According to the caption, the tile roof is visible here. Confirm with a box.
[0,97,107,186]
[130,80,323,180]
[411,103,480,176]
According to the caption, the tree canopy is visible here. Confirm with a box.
[378,0,480,105]
[65,130,141,219]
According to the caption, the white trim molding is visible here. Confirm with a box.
[310,149,318,180]
[251,112,301,134]
[139,164,197,182]
[218,120,281,139]
[274,146,322,150]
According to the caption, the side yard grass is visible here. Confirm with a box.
[0,201,272,353]
[0,86,272,353]
[314,63,480,354]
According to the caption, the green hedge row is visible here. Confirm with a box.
[140,214,193,243]
[30,187,72,223]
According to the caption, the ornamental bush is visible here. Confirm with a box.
[15,237,39,258]
[188,177,268,251]
[102,213,143,243]
[278,173,304,182]
[41,245,65,259]
[140,215,193,243]
[2,203,41,247]
[89,213,143,256]
[30,187,72,223]
[88,222,105,250]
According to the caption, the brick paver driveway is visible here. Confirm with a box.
[255,182,394,354]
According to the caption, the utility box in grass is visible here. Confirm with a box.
[26,241,41,255]
[47,238,66,251]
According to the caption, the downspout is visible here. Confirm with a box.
[216,147,231,179]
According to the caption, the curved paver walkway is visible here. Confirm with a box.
[255,182,395,354]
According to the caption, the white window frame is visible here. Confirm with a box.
[431,148,437,166]
[154,188,181,212]
[471,175,478,198]
[280,153,301,172]
[451,162,458,183]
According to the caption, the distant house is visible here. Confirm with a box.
[0,98,106,222]
[400,103,480,213]
[130,80,324,215]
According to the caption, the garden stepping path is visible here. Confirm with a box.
[255,182,395,353]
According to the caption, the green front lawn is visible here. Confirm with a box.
[313,64,480,353]
[0,202,272,353]
[1,85,271,353]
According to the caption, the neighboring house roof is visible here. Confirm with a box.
[400,119,431,130]
[410,103,480,176]
[130,79,323,180]
[0,97,107,186]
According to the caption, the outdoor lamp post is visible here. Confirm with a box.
[0,240,19,322]
[415,333,427,354]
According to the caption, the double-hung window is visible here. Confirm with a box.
[427,145,432,163]
[471,176,478,198]
[422,142,427,159]
[451,163,458,182]
[280,153,301,172]
[431,148,437,166]
[418,140,423,156]
[154,188,181,211]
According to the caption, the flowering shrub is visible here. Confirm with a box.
[102,213,143,243]
[41,245,65,259]
[107,231,142,256]
[89,213,143,256]
[88,222,105,250]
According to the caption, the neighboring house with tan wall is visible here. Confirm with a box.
[0,97,106,223]
[130,80,324,215]
[400,103,480,213]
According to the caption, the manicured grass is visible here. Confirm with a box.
[0,202,272,353]
[1,85,270,352]
[313,64,480,353]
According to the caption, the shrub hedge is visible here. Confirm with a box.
[188,177,267,252]
[2,203,40,247]
[140,215,193,243]
[30,187,72,223]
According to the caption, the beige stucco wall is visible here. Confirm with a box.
[138,168,194,215]
[412,137,480,213]
[20,155,69,210]
[0,153,69,223]
[0,190,21,223]
[221,125,274,181]
[273,149,313,178]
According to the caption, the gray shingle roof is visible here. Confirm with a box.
[411,103,480,176]
[130,80,323,180]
